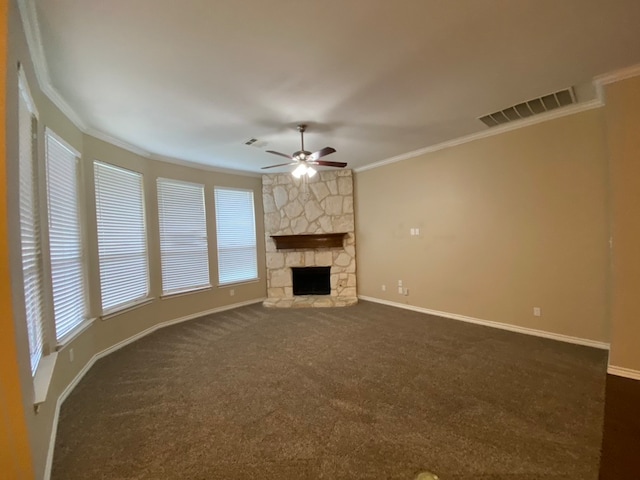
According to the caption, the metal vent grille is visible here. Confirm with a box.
[244,138,267,148]
[479,88,576,127]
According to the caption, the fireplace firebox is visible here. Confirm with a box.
[292,267,331,296]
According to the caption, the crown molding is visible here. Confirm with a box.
[17,0,87,130]
[17,0,48,91]
[150,153,263,178]
[83,127,151,157]
[355,99,603,173]
[17,0,634,178]
[594,63,640,86]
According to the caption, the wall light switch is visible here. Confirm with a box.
[398,286,403,294]
[533,307,541,317]
[398,280,402,286]
[381,284,386,291]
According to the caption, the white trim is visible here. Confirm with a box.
[18,64,38,118]
[33,352,58,406]
[16,0,48,98]
[55,318,96,348]
[151,153,263,178]
[358,295,610,350]
[100,298,154,320]
[17,0,86,129]
[42,84,87,131]
[607,365,640,381]
[84,127,151,157]
[594,63,640,86]
[354,100,603,173]
[45,127,81,158]
[44,297,265,480]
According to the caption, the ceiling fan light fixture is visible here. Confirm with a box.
[292,163,307,178]
[262,124,345,172]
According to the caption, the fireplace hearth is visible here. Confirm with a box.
[292,267,330,295]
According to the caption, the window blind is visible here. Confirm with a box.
[214,187,258,285]
[18,73,45,375]
[157,178,210,294]
[94,161,149,313]
[45,130,86,340]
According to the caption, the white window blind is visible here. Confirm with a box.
[45,129,86,340]
[18,71,45,375]
[214,187,258,285]
[94,161,149,313]
[157,178,210,294]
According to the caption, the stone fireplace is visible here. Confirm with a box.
[262,170,357,308]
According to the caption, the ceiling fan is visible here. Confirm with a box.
[261,124,346,178]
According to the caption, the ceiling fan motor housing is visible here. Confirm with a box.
[293,150,312,161]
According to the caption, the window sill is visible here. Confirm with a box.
[33,352,58,409]
[55,317,96,349]
[160,285,212,299]
[218,278,260,288]
[101,297,154,320]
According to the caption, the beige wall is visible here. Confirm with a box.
[603,75,640,372]
[6,2,266,478]
[355,109,610,343]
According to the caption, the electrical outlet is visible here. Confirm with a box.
[230,289,235,296]
[69,348,74,363]
[398,286,403,294]
[533,307,541,317]
[381,284,386,291]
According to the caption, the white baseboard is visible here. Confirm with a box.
[607,365,640,381]
[358,295,610,350]
[43,297,265,480]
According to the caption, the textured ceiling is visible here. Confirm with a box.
[31,0,640,173]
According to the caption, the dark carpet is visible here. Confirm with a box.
[52,301,607,479]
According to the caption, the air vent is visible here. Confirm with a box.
[479,88,576,127]
[244,138,267,148]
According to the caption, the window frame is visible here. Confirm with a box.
[93,160,151,316]
[213,186,259,286]
[17,66,47,377]
[44,127,90,343]
[157,177,211,296]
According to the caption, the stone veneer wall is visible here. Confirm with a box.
[262,170,357,307]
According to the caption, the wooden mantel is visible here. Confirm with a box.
[270,233,348,250]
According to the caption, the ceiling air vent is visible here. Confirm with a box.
[479,88,576,127]
[244,138,267,148]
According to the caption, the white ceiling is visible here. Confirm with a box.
[31,0,640,173]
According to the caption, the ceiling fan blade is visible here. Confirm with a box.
[308,147,336,161]
[310,160,347,168]
[266,150,293,159]
[261,162,297,169]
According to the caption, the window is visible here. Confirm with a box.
[157,178,210,294]
[94,161,149,313]
[45,129,87,340]
[18,70,46,375]
[214,187,258,285]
